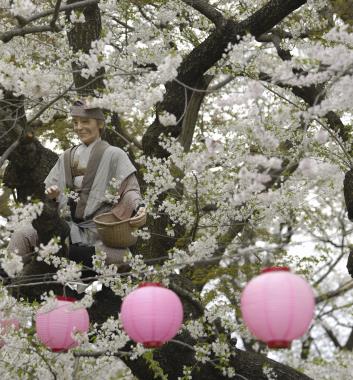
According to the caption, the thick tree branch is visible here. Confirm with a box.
[1,0,100,43]
[169,282,204,316]
[123,340,313,380]
[0,24,62,43]
[143,0,307,156]
[14,0,99,25]
[180,0,226,28]
[260,31,350,144]
[179,0,307,86]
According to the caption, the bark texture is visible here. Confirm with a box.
[0,1,317,380]
[142,0,307,157]
[66,0,105,95]
[123,337,312,380]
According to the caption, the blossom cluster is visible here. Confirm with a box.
[0,0,353,378]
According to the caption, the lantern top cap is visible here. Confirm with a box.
[138,282,163,288]
[56,296,77,302]
[261,266,290,274]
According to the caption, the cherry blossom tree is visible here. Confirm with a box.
[0,0,353,379]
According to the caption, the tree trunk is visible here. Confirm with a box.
[123,337,312,380]
[0,2,318,379]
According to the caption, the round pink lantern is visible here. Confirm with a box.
[120,282,183,348]
[0,318,20,348]
[240,267,315,349]
[36,296,89,352]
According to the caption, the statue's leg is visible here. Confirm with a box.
[7,224,38,265]
[69,244,96,267]
[95,242,129,265]
[69,244,129,266]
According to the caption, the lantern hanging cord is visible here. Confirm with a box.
[7,268,348,306]
[2,214,328,286]
[1,244,264,284]
[2,253,235,288]
[1,243,296,288]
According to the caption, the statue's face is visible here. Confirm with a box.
[73,116,101,145]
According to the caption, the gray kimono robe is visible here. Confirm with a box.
[44,142,140,246]
[8,141,141,266]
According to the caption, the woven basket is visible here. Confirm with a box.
[93,212,145,248]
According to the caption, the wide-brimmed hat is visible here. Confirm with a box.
[93,212,146,248]
[71,99,105,121]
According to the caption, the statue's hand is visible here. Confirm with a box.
[45,185,60,200]
[129,207,147,227]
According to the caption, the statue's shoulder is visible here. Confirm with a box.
[105,145,128,158]
[62,145,79,156]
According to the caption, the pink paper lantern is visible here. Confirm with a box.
[240,267,315,349]
[0,318,20,348]
[121,282,183,348]
[36,296,89,352]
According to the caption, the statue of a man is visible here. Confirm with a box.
[8,99,146,267]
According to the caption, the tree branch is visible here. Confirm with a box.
[0,0,99,43]
[178,75,213,152]
[0,138,20,168]
[24,0,99,24]
[73,349,130,358]
[112,16,135,31]
[50,0,63,29]
[107,125,143,150]
[180,0,307,85]
[315,280,353,303]
[180,0,226,28]
[313,249,346,287]
[320,320,342,349]
[208,75,235,92]
[169,282,204,316]
[143,0,308,156]
[259,29,351,145]
[0,24,62,43]
[27,83,74,126]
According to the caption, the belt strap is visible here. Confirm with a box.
[74,140,110,219]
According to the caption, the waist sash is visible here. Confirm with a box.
[63,140,110,220]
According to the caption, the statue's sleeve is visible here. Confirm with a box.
[111,174,142,220]
[43,155,67,208]
[44,159,60,188]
